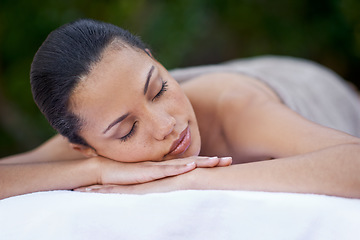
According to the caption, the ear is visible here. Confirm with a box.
[70,143,98,158]
[145,48,153,58]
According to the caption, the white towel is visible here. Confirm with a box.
[171,56,360,137]
[1,190,359,240]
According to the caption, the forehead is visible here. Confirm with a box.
[72,46,152,99]
[84,46,149,88]
[69,46,153,129]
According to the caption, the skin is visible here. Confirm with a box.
[70,46,201,162]
[1,43,360,199]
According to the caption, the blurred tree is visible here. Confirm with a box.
[0,0,359,157]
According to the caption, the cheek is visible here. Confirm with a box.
[168,88,191,112]
[97,138,162,162]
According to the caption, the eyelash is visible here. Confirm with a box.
[120,121,137,142]
[120,80,168,142]
[152,80,168,101]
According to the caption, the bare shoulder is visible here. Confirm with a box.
[181,72,280,105]
[181,72,360,163]
[180,72,281,160]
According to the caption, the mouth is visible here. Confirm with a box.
[165,125,191,157]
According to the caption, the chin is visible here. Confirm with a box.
[186,135,201,157]
[190,126,201,157]
[191,142,201,157]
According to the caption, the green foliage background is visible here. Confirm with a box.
[1,0,359,157]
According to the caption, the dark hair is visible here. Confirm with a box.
[30,19,148,146]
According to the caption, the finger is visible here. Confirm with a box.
[194,156,220,167]
[153,156,218,167]
[193,156,232,167]
[151,156,231,168]
[76,184,140,194]
[74,184,103,192]
[216,157,233,167]
[99,159,197,185]
[74,184,118,193]
[141,161,196,183]
[182,156,232,168]
[151,156,208,165]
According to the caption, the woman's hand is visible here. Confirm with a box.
[95,155,232,185]
[75,168,203,194]
[76,156,232,192]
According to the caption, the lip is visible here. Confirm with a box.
[166,126,191,157]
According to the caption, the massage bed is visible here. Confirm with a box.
[1,190,359,239]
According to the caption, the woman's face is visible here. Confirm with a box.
[70,45,201,162]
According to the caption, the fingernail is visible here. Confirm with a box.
[186,162,195,166]
[85,186,102,192]
[208,156,218,160]
[221,157,232,161]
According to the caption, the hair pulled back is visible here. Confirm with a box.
[30,19,147,146]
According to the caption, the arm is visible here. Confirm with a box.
[0,134,86,164]
[210,93,360,198]
[0,134,97,199]
[0,158,97,199]
[0,133,232,199]
[80,143,360,198]
[0,131,232,199]
[0,156,232,199]
[191,143,360,198]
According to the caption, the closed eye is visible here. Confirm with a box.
[119,121,137,142]
[152,80,168,101]
[119,80,167,142]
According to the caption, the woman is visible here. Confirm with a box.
[1,19,360,199]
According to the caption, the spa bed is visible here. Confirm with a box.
[1,190,359,239]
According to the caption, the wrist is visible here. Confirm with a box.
[182,168,205,190]
[86,157,102,185]
[183,166,232,191]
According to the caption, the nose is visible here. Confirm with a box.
[147,108,176,141]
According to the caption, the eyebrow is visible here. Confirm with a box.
[143,65,155,95]
[103,113,129,134]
